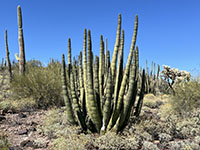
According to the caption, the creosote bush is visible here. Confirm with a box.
[10,59,64,108]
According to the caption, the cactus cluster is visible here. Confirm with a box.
[61,14,146,133]
[2,5,26,81]
[144,60,160,95]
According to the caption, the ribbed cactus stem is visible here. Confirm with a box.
[61,54,76,125]
[112,29,124,118]
[87,30,102,132]
[113,50,138,132]
[68,38,72,65]
[102,68,112,131]
[79,51,86,117]
[71,69,80,115]
[94,56,99,94]
[111,14,121,81]
[157,64,160,80]
[79,51,83,89]
[68,38,72,79]
[71,67,87,130]
[5,30,12,80]
[17,6,22,28]
[150,61,153,77]
[107,50,110,68]
[83,29,88,110]
[134,69,145,118]
[108,15,138,130]
[17,5,26,74]
[105,38,108,71]
[135,46,139,76]
[99,35,104,109]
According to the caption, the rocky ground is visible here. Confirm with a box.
[0,70,52,150]
[0,110,52,150]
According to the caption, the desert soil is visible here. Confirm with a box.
[0,70,52,150]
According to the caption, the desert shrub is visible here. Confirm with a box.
[38,108,66,138]
[0,132,10,150]
[10,59,64,108]
[159,103,173,119]
[95,132,140,150]
[142,141,159,150]
[175,117,200,139]
[39,108,96,150]
[194,136,200,144]
[158,133,172,143]
[169,140,200,150]
[143,94,159,108]
[170,79,200,115]
[0,97,37,112]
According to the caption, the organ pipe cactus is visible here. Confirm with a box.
[61,54,76,125]
[111,14,121,81]
[61,14,145,134]
[99,35,104,110]
[144,60,161,95]
[107,15,138,130]
[68,38,72,79]
[17,5,26,74]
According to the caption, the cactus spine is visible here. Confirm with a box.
[17,5,26,74]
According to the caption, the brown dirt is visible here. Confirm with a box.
[0,109,53,150]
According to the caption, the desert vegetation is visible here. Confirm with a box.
[0,5,200,150]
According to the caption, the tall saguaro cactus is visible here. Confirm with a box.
[17,5,26,74]
[5,30,12,80]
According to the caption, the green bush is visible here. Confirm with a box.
[10,59,64,108]
[0,97,37,112]
[170,79,200,115]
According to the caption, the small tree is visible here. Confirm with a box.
[161,65,190,94]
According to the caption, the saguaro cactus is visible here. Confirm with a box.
[17,5,26,74]
[5,30,12,80]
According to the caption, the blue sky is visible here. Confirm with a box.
[0,0,200,75]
